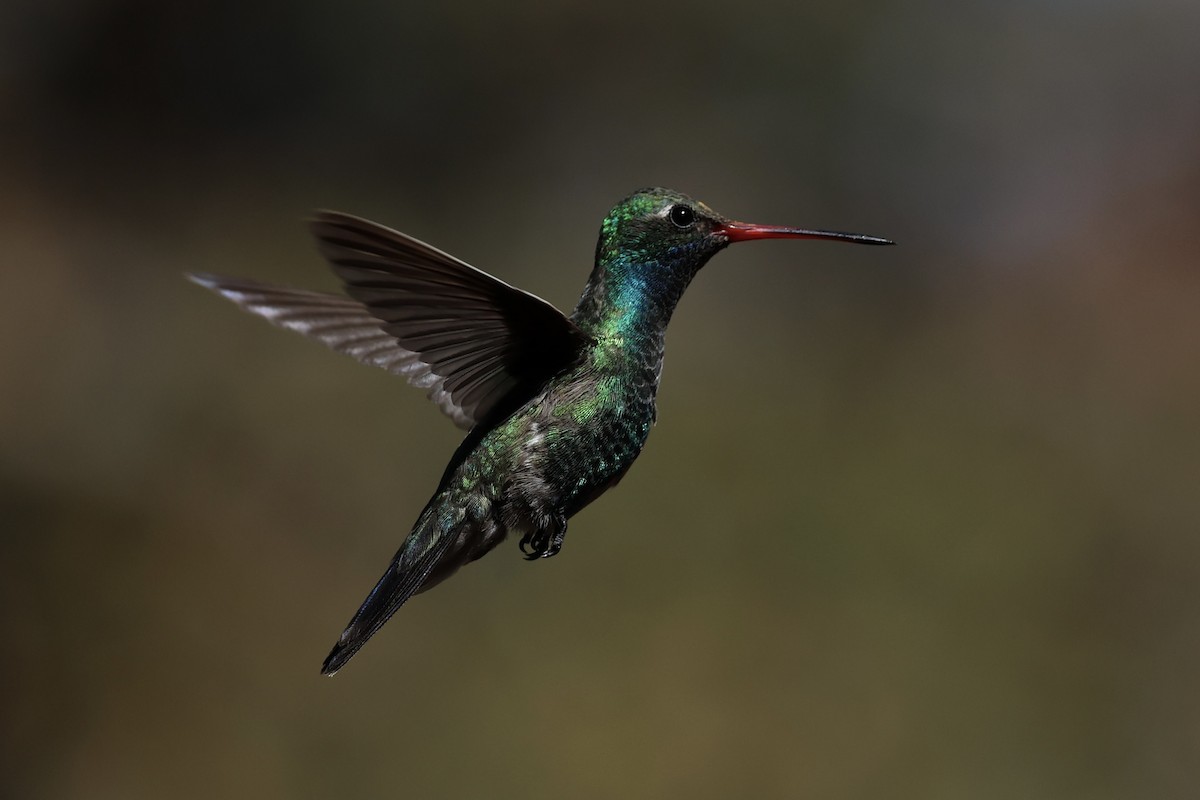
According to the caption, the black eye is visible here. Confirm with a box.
[669,204,696,228]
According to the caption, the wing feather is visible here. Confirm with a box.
[189,209,589,429]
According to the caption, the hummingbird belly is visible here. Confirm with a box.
[487,374,656,536]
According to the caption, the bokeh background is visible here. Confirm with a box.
[3,1,1198,798]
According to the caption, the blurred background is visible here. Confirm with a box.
[2,0,1198,797]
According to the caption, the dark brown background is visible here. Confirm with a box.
[3,1,1198,797]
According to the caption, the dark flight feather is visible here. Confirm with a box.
[189,211,589,429]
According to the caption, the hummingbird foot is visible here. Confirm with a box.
[519,516,567,560]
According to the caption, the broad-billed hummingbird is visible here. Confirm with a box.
[190,188,892,675]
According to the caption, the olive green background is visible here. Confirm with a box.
[3,1,1198,798]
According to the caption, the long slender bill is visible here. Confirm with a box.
[721,221,894,246]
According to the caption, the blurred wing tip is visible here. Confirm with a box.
[185,272,265,303]
[187,273,265,303]
[308,208,342,223]
[186,271,223,289]
[308,208,371,231]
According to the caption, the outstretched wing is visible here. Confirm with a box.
[189,210,589,429]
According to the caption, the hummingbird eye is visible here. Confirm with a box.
[668,204,696,229]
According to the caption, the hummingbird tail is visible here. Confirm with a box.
[320,509,464,676]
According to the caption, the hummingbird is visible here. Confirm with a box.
[190,188,892,675]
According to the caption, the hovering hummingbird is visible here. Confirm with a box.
[191,188,892,675]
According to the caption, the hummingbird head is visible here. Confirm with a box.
[575,187,892,336]
[594,188,725,279]
[596,187,893,280]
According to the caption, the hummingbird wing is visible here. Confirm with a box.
[190,211,589,429]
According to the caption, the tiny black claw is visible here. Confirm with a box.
[519,525,562,560]
[518,531,538,560]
